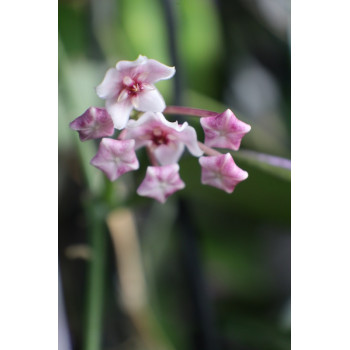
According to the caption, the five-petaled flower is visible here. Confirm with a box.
[200,109,251,151]
[199,153,248,193]
[137,164,185,203]
[69,107,114,141]
[90,138,139,181]
[123,112,203,165]
[96,55,175,130]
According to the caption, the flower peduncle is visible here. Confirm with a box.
[146,146,160,167]
[117,129,127,140]
[197,141,222,157]
[163,106,218,118]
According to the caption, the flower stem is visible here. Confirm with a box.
[146,146,160,167]
[163,106,218,118]
[117,129,127,140]
[83,199,107,350]
[198,141,222,156]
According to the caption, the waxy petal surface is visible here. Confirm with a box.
[90,138,139,181]
[134,88,166,112]
[115,55,148,74]
[199,153,248,193]
[69,107,114,141]
[154,143,185,166]
[106,99,134,130]
[140,58,175,83]
[96,68,122,100]
[200,109,251,151]
[137,164,185,203]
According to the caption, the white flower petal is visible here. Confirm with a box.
[177,125,204,157]
[141,59,175,83]
[154,143,185,165]
[135,89,166,112]
[106,99,133,130]
[116,55,148,72]
[96,68,121,100]
[137,164,185,203]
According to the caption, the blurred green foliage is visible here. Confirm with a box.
[59,0,290,349]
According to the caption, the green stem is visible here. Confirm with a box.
[83,199,108,350]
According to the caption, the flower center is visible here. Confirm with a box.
[123,76,144,97]
[151,128,169,146]
[129,82,142,93]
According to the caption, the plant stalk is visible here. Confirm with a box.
[164,106,218,118]
[83,199,108,350]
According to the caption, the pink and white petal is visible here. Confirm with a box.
[136,167,167,203]
[200,110,251,150]
[124,113,156,149]
[106,99,133,130]
[116,55,148,74]
[199,154,248,193]
[221,154,248,182]
[140,59,176,83]
[128,112,183,132]
[177,124,203,157]
[152,112,185,131]
[90,139,139,181]
[225,132,247,151]
[137,168,166,203]
[96,68,122,100]
[69,107,115,141]
[203,132,235,150]
[91,158,118,181]
[90,140,118,181]
[135,89,166,112]
[126,111,158,128]
[137,164,185,203]
[153,143,185,165]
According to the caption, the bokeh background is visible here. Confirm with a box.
[58,0,291,349]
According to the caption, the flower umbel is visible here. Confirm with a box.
[70,56,250,203]
[137,164,185,203]
[96,55,175,130]
[90,138,139,181]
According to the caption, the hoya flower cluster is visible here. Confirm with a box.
[70,55,251,203]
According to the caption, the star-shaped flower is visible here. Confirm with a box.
[96,55,175,130]
[69,107,114,141]
[90,138,139,181]
[137,164,185,203]
[199,153,248,193]
[124,112,203,165]
[200,109,251,151]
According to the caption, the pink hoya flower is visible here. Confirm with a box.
[96,55,175,130]
[90,138,139,181]
[137,164,185,203]
[124,112,203,165]
[69,107,114,141]
[199,153,248,193]
[200,109,251,151]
